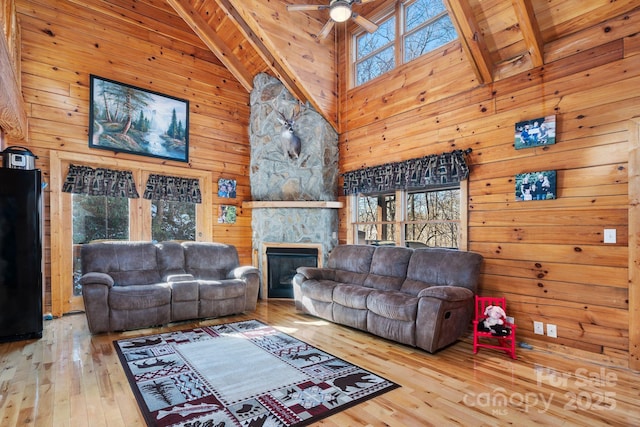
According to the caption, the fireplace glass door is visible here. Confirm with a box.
[266,247,318,298]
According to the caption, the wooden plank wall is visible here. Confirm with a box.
[338,7,640,365]
[12,0,253,315]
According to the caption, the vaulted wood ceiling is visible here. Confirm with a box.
[163,0,639,130]
[1,0,637,139]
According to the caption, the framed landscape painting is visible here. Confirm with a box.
[89,75,189,162]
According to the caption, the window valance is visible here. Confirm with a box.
[143,174,202,204]
[62,164,139,198]
[342,149,470,195]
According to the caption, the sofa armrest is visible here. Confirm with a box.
[79,272,114,287]
[415,286,475,353]
[228,266,259,280]
[165,273,195,282]
[79,272,114,334]
[228,266,260,311]
[295,266,336,281]
[417,285,473,301]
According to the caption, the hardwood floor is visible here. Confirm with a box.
[1,300,638,426]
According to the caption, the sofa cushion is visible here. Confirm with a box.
[198,280,246,318]
[171,280,199,302]
[401,248,483,295]
[367,312,416,347]
[108,283,171,309]
[364,246,413,291]
[333,304,368,330]
[198,279,246,300]
[156,241,187,280]
[300,279,337,303]
[367,290,419,322]
[328,245,375,285]
[333,284,373,309]
[81,242,162,286]
[183,242,239,280]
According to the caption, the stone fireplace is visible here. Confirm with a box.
[248,74,339,298]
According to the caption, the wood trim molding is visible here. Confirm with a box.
[260,241,323,300]
[628,117,640,371]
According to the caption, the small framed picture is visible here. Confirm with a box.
[514,115,556,149]
[218,178,236,198]
[218,205,237,223]
[515,170,557,201]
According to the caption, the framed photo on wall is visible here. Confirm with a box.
[515,170,557,201]
[218,205,237,224]
[514,115,556,149]
[218,178,237,198]
[89,75,189,162]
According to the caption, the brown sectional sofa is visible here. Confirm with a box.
[292,245,483,353]
[79,241,260,333]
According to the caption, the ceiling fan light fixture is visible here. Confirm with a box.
[329,0,352,23]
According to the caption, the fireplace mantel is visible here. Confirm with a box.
[243,201,343,209]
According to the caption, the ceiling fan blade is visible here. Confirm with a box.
[287,5,326,12]
[317,19,336,39]
[357,0,378,4]
[352,13,378,33]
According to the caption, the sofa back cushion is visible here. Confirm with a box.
[401,248,483,295]
[364,246,413,291]
[81,241,161,286]
[327,245,376,285]
[182,242,239,280]
[156,241,187,279]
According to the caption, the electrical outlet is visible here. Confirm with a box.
[534,321,544,335]
[547,324,558,338]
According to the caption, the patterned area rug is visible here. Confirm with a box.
[114,319,400,426]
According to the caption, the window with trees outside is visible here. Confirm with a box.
[354,0,457,86]
[151,200,196,242]
[72,194,130,296]
[353,186,461,248]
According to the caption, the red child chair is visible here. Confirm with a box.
[473,295,517,359]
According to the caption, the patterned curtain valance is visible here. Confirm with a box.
[143,174,202,204]
[342,149,471,195]
[62,164,139,198]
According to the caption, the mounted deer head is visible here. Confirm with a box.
[274,101,306,160]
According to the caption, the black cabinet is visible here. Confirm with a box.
[0,168,43,342]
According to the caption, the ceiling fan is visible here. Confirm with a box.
[287,0,379,39]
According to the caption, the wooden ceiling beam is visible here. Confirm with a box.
[166,0,254,92]
[444,0,494,85]
[215,0,338,129]
[511,0,544,68]
[0,10,28,141]
[213,0,307,103]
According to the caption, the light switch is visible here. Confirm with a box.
[604,229,616,244]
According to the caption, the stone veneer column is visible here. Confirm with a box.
[249,73,340,291]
